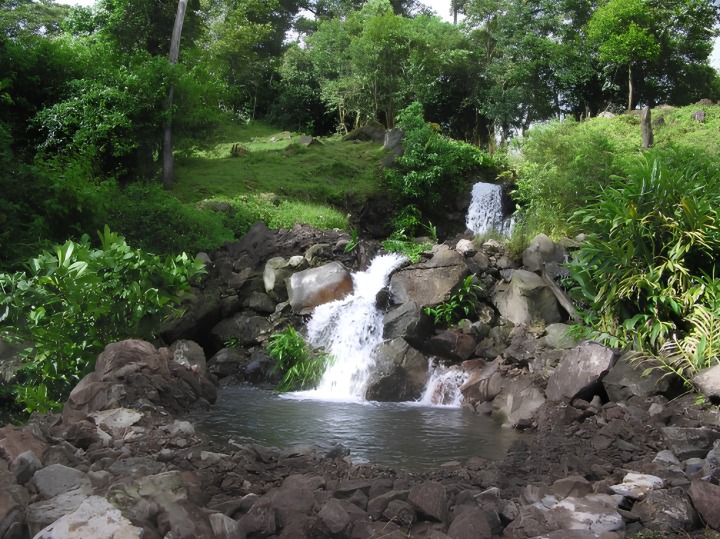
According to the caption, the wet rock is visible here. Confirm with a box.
[428,329,476,361]
[493,269,563,326]
[288,261,354,315]
[365,339,429,402]
[460,360,503,408]
[546,342,619,402]
[33,495,142,538]
[390,248,468,306]
[383,301,422,340]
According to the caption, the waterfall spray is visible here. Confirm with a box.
[466,182,513,235]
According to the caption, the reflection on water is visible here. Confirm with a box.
[188,386,526,471]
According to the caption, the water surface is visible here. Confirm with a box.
[190,386,526,471]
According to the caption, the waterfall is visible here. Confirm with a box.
[466,182,513,236]
[418,360,467,407]
[304,253,407,401]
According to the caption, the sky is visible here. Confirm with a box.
[53,0,720,69]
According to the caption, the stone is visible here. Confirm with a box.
[661,427,720,460]
[491,377,545,428]
[428,330,476,361]
[455,239,476,257]
[609,473,664,500]
[383,499,415,528]
[367,490,408,521]
[298,135,323,146]
[493,269,562,326]
[460,360,503,407]
[539,323,579,350]
[169,339,207,374]
[209,512,242,538]
[238,498,276,536]
[287,261,354,314]
[688,479,720,530]
[32,464,91,500]
[447,506,492,539]
[365,339,429,402]
[209,313,272,349]
[208,346,247,378]
[244,291,277,314]
[318,498,370,535]
[408,481,447,522]
[390,249,468,307]
[89,408,143,435]
[693,364,720,401]
[546,342,619,402]
[0,425,47,463]
[522,234,566,274]
[550,476,593,500]
[0,486,28,539]
[10,450,42,486]
[32,495,142,538]
[603,353,671,401]
[264,256,294,301]
[383,302,422,340]
[630,487,699,533]
[26,489,90,537]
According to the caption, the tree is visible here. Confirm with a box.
[162,0,187,189]
[586,0,660,111]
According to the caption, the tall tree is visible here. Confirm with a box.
[162,0,187,189]
[585,0,660,111]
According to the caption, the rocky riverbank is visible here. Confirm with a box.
[2,223,720,538]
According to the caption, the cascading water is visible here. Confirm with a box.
[419,360,467,407]
[304,253,407,400]
[466,182,513,235]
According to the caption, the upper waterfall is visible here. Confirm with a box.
[466,182,513,235]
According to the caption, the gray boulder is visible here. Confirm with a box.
[546,342,619,402]
[365,339,429,402]
[287,261,353,314]
[693,363,720,401]
[408,481,447,522]
[522,234,566,274]
[209,312,272,349]
[32,496,142,539]
[460,360,503,409]
[493,270,563,326]
[603,352,673,401]
[491,377,546,428]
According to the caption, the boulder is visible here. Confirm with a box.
[209,312,272,349]
[609,472,664,500]
[365,339,429,402]
[287,261,354,314]
[208,346,248,379]
[343,121,386,143]
[688,479,720,530]
[383,301,422,340]
[263,256,294,301]
[660,427,720,460]
[693,364,720,401]
[460,360,503,408]
[32,496,142,538]
[522,234,566,274]
[428,329,477,361]
[493,270,563,326]
[491,377,546,428]
[603,353,673,401]
[0,425,47,463]
[630,487,699,533]
[26,489,90,537]
[408,481,447,522]
[390,247,469,307]
[298,135,323,146]
[169,339,206,375]
[447,506,492,539]
[545,342,619,402]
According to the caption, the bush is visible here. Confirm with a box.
[568,148,720,363]
[0,227,205,414]
[267,327,333,392]
[424,275,483,327]
[384,102,493,227]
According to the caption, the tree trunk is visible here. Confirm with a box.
[162,0,187,190]
[627,61,633,112]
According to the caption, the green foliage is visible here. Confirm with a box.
[267,327,333,392]
[344,228,360,253]
[0,227,206,413]
[385,102,493,223]
[424,275,483,327]
[381,205,437,263]
[568,149,720,357]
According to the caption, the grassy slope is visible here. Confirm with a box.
[174,121,386,213]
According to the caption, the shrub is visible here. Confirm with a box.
[424,275,483,327]
[568,148,720,360]
[0,227,205,413]
[267,327,333,392]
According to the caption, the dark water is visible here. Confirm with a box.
[188,386,526,471]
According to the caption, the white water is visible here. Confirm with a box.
[466,182,513,236]
[419,360,467,407]
[304,253,407,401]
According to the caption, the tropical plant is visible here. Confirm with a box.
[568,149,720,355]
[424,275,483,327]
[0,227,206,413]
[267,326,333,392]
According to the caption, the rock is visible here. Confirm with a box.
[209,512,242,538]
[455,239,477,257]
[383,302,422,340]
[298,135,323,146]
[287,261,354,314]
[382,128,404,166]
[491,377,546,428]
[26,489,90,537]
[10,450,41,486]
[32,495,142,538]
[169,339,207,374]
[504,493,623,538]
[243,291,277,314]
[522,234,566,274]
[343,121,386,143]
[609,472,664,500]
[460,360,503,407]
[546,342,619,402]
[383,499,415,528]
[603,353,672,401]
[32,464,91,500]
[208,346,247,378]
[693,364,720,401]
[688,479,720,530]
[238,498,277,536]
[264,256,294,301]
[408,481,447,522]
[550,476,593,500]
[661,427,720,460]
[0,425,47,463]
[630,487,699,533]
[365,339,428,402]
[89,408,143,436]
[209,313,272,349]
[447,506,492,539]
[367,490,408,521]
[428,329,476,361]
[538,323,578,350]
[493,269,563,326]
[390,248,468,306]
[318,498,369,534]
